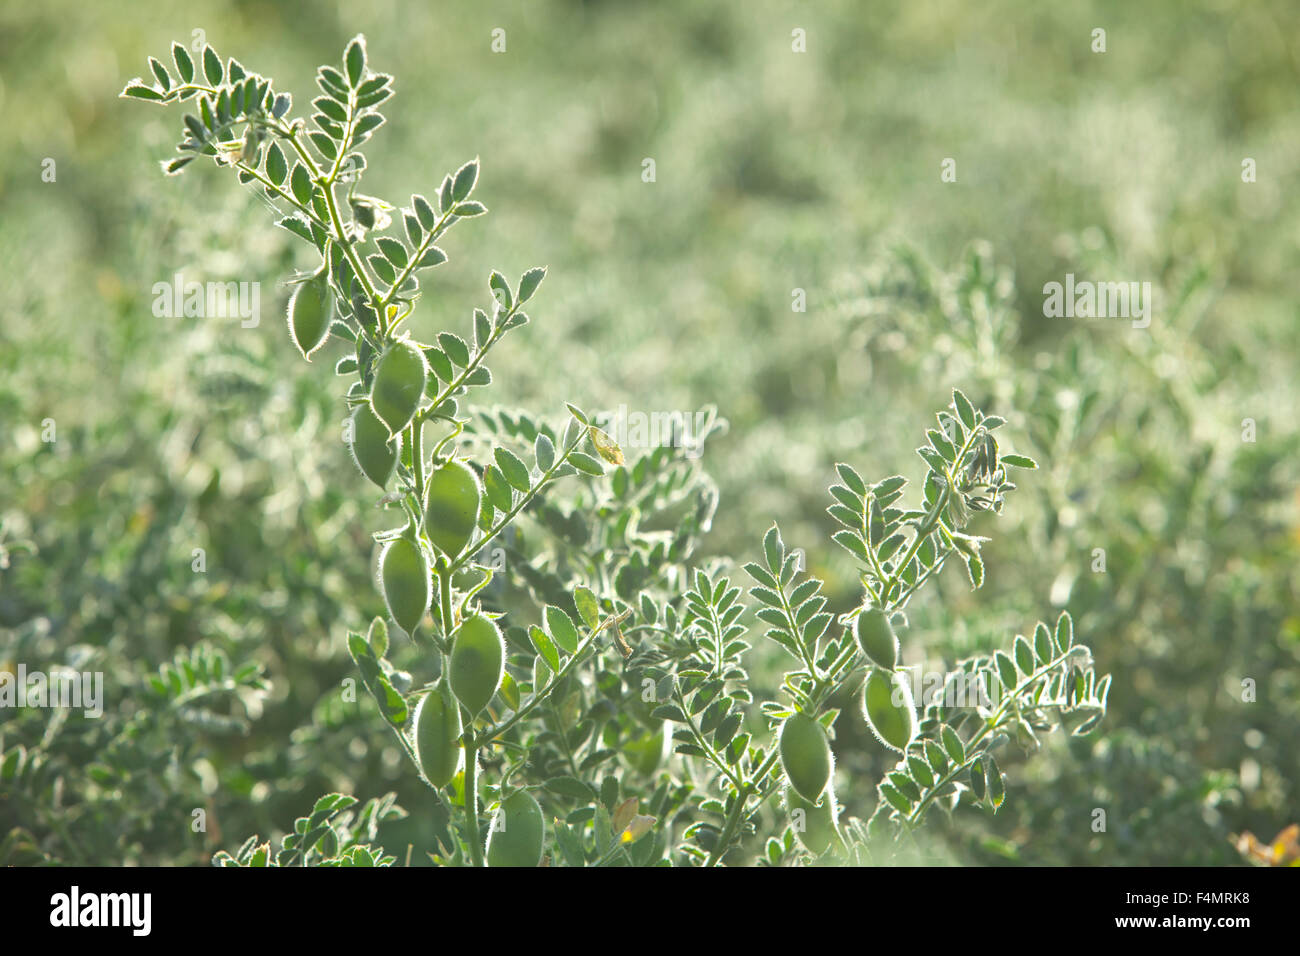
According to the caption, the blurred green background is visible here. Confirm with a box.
[2,0,1297,865]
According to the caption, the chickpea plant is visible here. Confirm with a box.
[123,36,1109,867]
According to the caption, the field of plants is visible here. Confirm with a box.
[1,0,1297,869]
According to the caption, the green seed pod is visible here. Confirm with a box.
[449,613,505,715]
[287,270,333,360]
[861,667,917,753]
[424,459,482,560]
[370,339,428,435]
[853,607,899,670]
[778,713,834,803]
[784,785,841,857]
[622,720,669,777]
[347,403,398,488]
[486,790,545,867]
[379,536,430,635]
[413,685,462,788]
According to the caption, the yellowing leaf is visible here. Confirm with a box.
[588,426,624,465]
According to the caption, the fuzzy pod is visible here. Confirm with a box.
[370,339,428,435]
[861,667,917,753]
[486,789,545,867]
[778,713,834,803]
[348,403,399,488]
[287,270,334,360]
[784,784,841,857]
[413,685,462,788]
[424,458,482,560]
[854,606,899,670]
[448,613,505,716]
[379,536,431,635]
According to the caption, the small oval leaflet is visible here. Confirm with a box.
[588,426,624,466]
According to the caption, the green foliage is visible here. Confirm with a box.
[212,792,405,867]
[6,3,1295,869]
[109,35,1109,867]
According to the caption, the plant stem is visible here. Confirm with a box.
[674,688,744,791]
[903,646,1078,825]
[461,711,484,867]
[438,566,454,641]
[418,324,506,421]
[881,481,951,601]
[379,204,457,312]
[281,128,382,320]
[704,742,783,867]
[775,578,823,681]
[705,785,749,867]
[446,426,584,576]
[410,419,426,508]
[472,626,602,747]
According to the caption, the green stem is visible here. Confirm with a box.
[705,786,749,867]
[417,321,511,425]
[325,87,359,182]
[410,419,426,508]
[750,746,783,791]
[881,482,951,602]
[795,630,867,717]
[390,720,421,769]
[472,625,603,747]
[876,423,986,602]
[903,647,1078,825]
[281,128,382,322]
[380,204,458,313]
[704,741,783,867]
[461,713,484,867]
[437,565,455,645]
[758,560,822,685]
[446,426,584,576]
[548,697,583,779]
[594,842,630,867]
[233,158,318,222]
[674,688,744,791]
